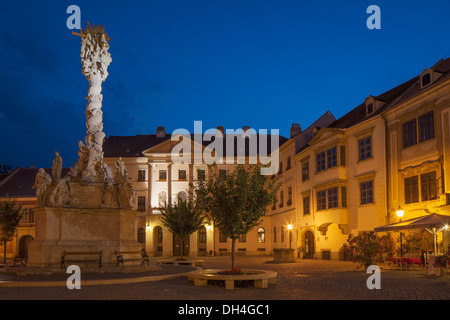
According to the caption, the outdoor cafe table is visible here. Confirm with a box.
[389,257,422,266]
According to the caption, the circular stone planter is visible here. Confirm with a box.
[187,268,277,290]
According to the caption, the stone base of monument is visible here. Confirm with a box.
[27,207,142,268]
[271,248,296,263]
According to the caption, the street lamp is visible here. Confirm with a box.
[287,224,293,249]
[396,208,404,256]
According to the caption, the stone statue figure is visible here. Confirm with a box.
[48,176,71,207]
[33,168,52,204]
[52,152,63,181]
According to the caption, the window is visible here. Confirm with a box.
[281,226,285,242]
[327,147,337,168]
[198,227,206,243]
[219,232,227,243]
[159,170,167,181]
[286,157,291,170]
[404,176,419,204]
[137,228,146,243]
[273,227,277,243]
[302,161,309,181]
[419,112,434,142]
[219,169,227,180]
[358,136,372,161]
[279,191,284,208]
[303,196,310,215]
[421,172,437,201]
[403,119,417,148]
[341,186,347,208]
[177,191,187,202]
[137,196,146,211]
[137,169,146,181]
[279,161,283,174]
[272,195,277,210]
[158,191,167,207]
[316,152,326,172]
[197,169,206,181]
[422,73,431,87]
[340,145,346,166]
[287,187,292,206]
[178,170,187,181]
[367,103,374,114]
[327,187,338,208]
[360,181,374,205]
[239,233,246,243]
[20,209,34,224]
[257,228,265,243]
[157,227,163,243]
[317,190,327,211]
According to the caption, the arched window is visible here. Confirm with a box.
[177,191,187,203]
[137,228,146,243]
[157,227,163,244]
[257,227,265,243]
[158,191,167,208]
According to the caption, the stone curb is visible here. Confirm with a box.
[0,268,202,288]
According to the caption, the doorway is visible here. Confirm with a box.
[173,234,190,257]
[304,231,315,259]
[18,235,33,258]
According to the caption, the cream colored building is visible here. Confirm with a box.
[103,127,288,257]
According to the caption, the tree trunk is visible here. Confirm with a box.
[179,237,183,260]
[231,238,236,270]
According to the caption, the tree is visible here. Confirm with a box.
[159,197,206,260]
[0,165,12,174]
[195,165,280,270]
[342,231,395,269]
[0,198,24,263]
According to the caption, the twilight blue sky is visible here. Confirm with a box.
[1,0,450,169]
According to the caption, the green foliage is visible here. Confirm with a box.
[434,251,449,268]
[398,232,423,255]
[195,165,280,269]
[159,197,206,258]
[0,198,23,241]
[343,231,395,268]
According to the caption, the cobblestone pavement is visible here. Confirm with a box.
[0,256,449,301]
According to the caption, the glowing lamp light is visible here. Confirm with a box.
[146,222,151,231]
[287,224,293,230]
[206,225,213,231]
[396,209,404,218]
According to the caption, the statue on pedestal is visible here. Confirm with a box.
[33,23,135,210]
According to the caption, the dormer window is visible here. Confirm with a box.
[365,95,384,116]
[420,68,443,89]
[421,73,431,87]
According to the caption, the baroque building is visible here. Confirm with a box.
[1,58,450,261]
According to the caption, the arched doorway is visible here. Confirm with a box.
[18,235,33,258]
[153,226,163,257]
[304,231,315,259]
[173,234,190,257]
[198,226,207,256]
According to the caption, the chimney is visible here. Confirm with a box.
[290,123,301,138]
[242,126,250,132]
[156,126,166,138]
